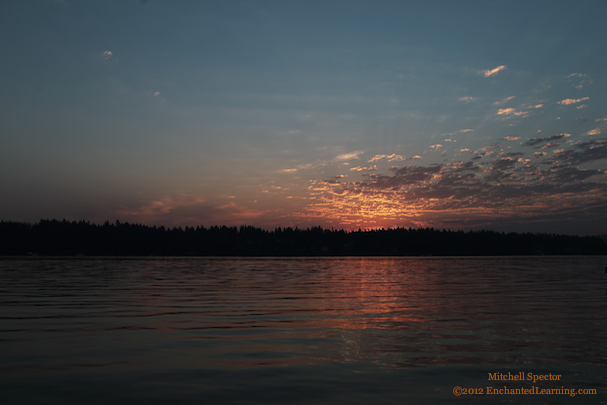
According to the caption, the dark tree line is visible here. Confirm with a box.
[0,219,605,256]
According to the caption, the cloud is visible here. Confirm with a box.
[101,50,113,59]
[429,144,443,149]
[558,97,589,105]
[460,96,476,102]
[154,92,160,96]
[533,152,547,159]
[497,108,529,117]
[495,152,525,158]
[522,133,570,147]
[480,65,507,77]
[575,79,594,89]
[301,154,607,231]
[548,138,607,165]
[540,142,561,149]
[111,194,268,228]
[334,150,364,161]
[500,136,520,141]
[350,165,377,171]
[491,157,522,168]
[494,96,515,105]
[587,128,602,136]
[442,129,474,136]
[410,155,422,159]
[368,154,406,163]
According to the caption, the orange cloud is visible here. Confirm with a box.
[587,128,602,135]
[481,65,506,77]
[368,154,406,163]
[558,97,589,105]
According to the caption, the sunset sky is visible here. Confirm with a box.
[1,0,607,235]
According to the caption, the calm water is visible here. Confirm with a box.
[1,257,606,404]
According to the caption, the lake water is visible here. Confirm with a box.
[1,256,606,404]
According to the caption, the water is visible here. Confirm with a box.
[1,256,606,404]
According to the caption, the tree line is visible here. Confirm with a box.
[0,219,605,256]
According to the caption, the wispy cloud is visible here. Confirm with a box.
[350,165,377,171]
[101,50,113,60]
[334,150,364,161]
[497,108,529,117]
[558,97,589,105]
[442,129,473,136]
[480,65,506,77]
[460,96,476,102]
[494,96,515,105]
[575,79,594,89]
[522,133,570,147]
[500,136,520,141]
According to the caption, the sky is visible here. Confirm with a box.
[1,0,607,235]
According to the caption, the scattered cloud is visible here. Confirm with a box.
[101,50,113,59]
[297,133,607,230]
[154,92,160,96]
[558,97,589,105]
[481,65,507,77]
[500,136,520,141]
[460,96,476,102]
[429,144,443,149]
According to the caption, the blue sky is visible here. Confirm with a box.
[1,0,606,234]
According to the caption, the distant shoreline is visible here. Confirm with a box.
[2,219,606,257]
[1,255,606,259]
